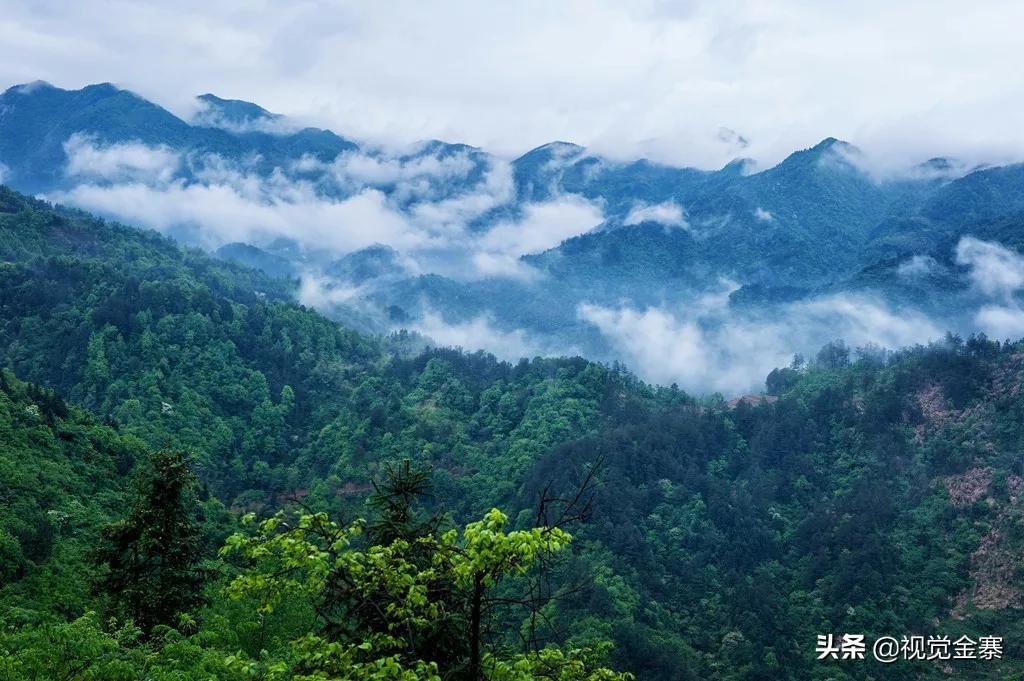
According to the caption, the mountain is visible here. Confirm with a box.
[215,242,299,279]
[324,244,410,284]
[0,81,358,194]
[3,185,1024,678]
[4,81,1024,393]
[192,92,283,130]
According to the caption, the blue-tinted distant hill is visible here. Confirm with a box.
[0,81,359,194]
[5,80,1024,375]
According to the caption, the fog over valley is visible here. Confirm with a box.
[6,4,1024,678]
[3,81,1024,393]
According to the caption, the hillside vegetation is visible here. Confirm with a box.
[2,186,1024,679]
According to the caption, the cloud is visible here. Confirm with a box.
[623,200,687,228]
[898,254,939,278]
[51,133,599,285]
[63,133,180,184]
[455,192,603,279]
[407,160,515,238]
[6,1,1024,170]
[297,274,362,308]
[954,236,1024,338]
[579,283,940,394]
[478,194,603,257]
[50,134,519,258]
[52,179,424,253]
[470,252,540,281]
[974,305,1024,340]
[327,148,480,203]
[956,236,1024,301]
[411,310,545,362]
[0,161,7,184]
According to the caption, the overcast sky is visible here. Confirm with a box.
[2,0,1023,169]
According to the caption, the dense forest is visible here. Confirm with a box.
[2,185,1024,679]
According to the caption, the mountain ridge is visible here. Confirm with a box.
[4,80,1024,393]
[3,182,1024,678]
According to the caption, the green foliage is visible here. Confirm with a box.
[4,187,1024,679]
[217,505,611,680]
[94,450,206,634]
[0,611,242,680]
[0,369,142,619]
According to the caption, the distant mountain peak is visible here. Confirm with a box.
[3,81,144,106]
[770,137,863,175]
[192,93,286,132]
[907,156,975,181]
[82,82,122,95]
[325,244,411,284]
[809,136,855,154]
[196,93,277,121]
[3,80,56,96]
[921,157,955,170]
[404,139,482,160]
[721,157,757,175]
[517,141,585,161]
[539,140,584,152]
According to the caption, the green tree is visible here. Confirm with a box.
[95,450,205,634]
[220,504,629,680]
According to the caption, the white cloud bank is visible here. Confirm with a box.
[64,133,180,184]
[579,285,942,395]
[56,179,424,253]
[53,134,602,282]
[472,194,603,278]
[577,238,1024,394]
[411,310,545,362]
[898,254,939,278]
[6,0,1024,170]
[956,236,1024,301]
[956,236,1024,338]
[623,201,687,228]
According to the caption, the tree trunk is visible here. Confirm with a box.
[469,573,484,680]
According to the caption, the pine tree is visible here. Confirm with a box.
[95,450,205,633]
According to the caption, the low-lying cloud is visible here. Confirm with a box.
[48,134,1024,397]
[64,133,180,184]
[296,274,363,309]
[956,236,1024,338]
[53,133,604,287]
[406,161,515,239]
[956,236,1024,301]
[579,238,1024,394]
[411,310,547,362]
[56,179,423,253]
[332,149,476,186]
[479,195,603,255]
[623,200,687,228]
[898,254,940,278]
[579,281,941,394]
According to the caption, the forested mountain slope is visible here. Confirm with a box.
[0,186,637,513]
[2,186,1024,679]
[9,82,1024,394]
